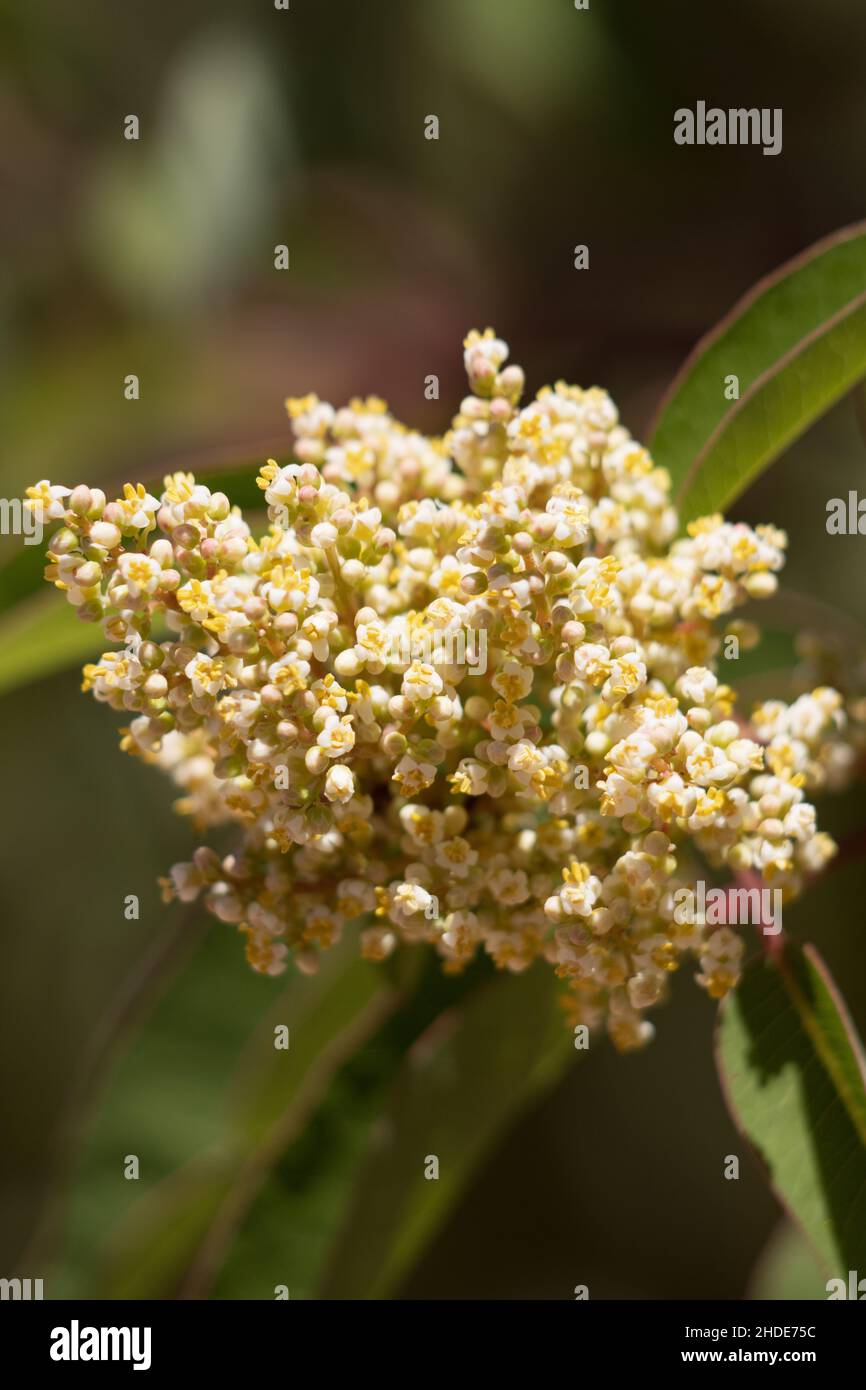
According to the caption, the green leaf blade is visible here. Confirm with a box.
[317,964,575,1299]
[649,222,866,525]
[716,945,866,1276]
[93,950,398,1299]
[0,595,104,697]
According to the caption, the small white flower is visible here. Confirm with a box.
[572,643,611,686]
[118,552,163,598]
[684,740,738,787]
[402,661,443,703]
[435,837,478,878]
[492,660,533,701]
[394,754,437,795]
[324,764,355,803]
[185,654,229,698]
[317,715,356,758]
[25,480,70,523]
[489,867,530,905]
[677,666,718,707]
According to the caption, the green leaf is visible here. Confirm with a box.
[748,1219,827,1300]
[649,221,866,526]
[0,594,104,697]
[209,953,497,1300]
[49,925,283,1298]
[0,542,47,614]
[716,944,866,1276]
[95,951,495,1301]
[97,949,398,1299]
[317,963,575,1298]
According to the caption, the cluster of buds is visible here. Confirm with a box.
[26,331,852,1049]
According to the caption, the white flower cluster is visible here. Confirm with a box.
[27,331,850,1049]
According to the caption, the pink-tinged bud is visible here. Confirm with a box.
[531,515,556,542]
[561,621,586,646]
[218,536,248,564]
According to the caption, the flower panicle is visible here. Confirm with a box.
[28,331,863,1051]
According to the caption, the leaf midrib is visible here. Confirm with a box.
[674,288,866,511]
[776,949,866,1152]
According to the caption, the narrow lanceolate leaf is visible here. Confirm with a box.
[0,543,47,616]
[0,594,104,696]
[716,945,866,1276]
[748,1220,827,1301]
[99,951,398,1299]
[317,964,575,1299]
[649,221,866,526]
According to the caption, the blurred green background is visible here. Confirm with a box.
[2,0,866,1299]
